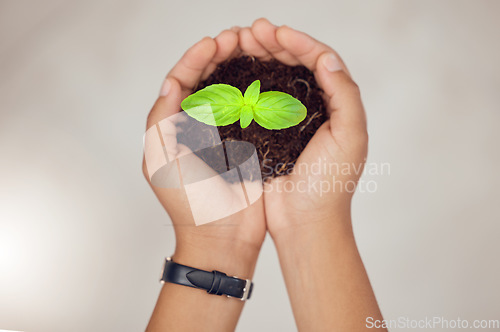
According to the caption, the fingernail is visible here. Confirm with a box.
[323,53,343,72]
[159,78,171,97]
[262,18,278,27]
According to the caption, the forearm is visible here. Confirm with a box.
[272,211,385,332]
[146,239,260,332]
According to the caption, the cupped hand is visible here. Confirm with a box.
[238,19,369,238]
[142,30,266,273]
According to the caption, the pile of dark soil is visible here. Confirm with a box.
[182,56,327,180]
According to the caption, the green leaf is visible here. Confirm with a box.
[253,91,307,130]
[181,84,244,126]
[240,105,253,128]
[181,81,307,130]
[243,80,260,105]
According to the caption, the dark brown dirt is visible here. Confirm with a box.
[182,56,327,180]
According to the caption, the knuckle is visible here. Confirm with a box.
[347,79,361,97]
[336,74,361,99]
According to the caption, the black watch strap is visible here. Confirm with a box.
[159,257,253,301]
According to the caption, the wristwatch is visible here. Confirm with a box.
[159,257,253,301]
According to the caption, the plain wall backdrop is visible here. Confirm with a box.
[1,0,499,331]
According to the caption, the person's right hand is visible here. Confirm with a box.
[143,29,266,276]
[238,19,368,239]
[144,28,269,332]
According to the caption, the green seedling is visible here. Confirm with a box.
[180,80,307,130]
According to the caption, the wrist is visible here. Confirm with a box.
[172,236,260,279]
[268,201,353,242]
[271,209,355,252]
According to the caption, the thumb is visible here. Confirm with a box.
[314,53,367,142]
[146,77,183,129]
[143,77,183,179]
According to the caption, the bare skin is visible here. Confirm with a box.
[143,30,266,332]
[144,18,386,332]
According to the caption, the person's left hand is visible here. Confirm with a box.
[236,19,368,239]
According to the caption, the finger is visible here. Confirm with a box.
[167,37,217,91]
[212,30,239,63]
[229,26,244,58]
[143,77,183,179]
[147,77,183,129]
[230,25,241,34]
[275,25,350,75]
[315,53,367,139]
[238,27,272,60]
[250,18,299,66]
[201,29,240,80]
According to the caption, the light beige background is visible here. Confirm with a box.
[1,0,499,331]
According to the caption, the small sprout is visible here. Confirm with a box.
[181,80,307,130]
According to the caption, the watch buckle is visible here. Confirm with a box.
[227,278,251,301]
